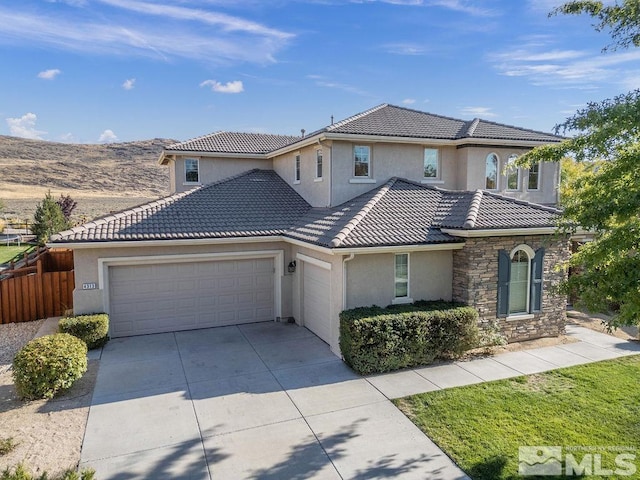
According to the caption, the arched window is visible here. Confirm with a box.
[509,248,531,314]
[497,245,545,317]
[485,153,498,190]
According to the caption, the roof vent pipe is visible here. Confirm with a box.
[331,115,334,125]
[301,129,305,137]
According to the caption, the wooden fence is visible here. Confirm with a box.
[0,249,75,324]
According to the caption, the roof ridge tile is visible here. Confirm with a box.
[463,189,483,229]
[329,178,397,247]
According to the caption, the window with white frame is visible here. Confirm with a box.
[485,153,498,190]
[394,253,409,299]
[528,162,540,190]
[294,154,301,182]
[506,154,520,190]
[497,245,545,317]
[354,146,370,177]
[423,148,439,179]
[316,149,323,179]
[184,158,199,183]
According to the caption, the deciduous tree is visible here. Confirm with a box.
[518,1,640,328]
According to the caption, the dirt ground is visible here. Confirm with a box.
[0,321,98,477]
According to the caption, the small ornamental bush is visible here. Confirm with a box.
[340,301,480,375]
[12,334,88,400]
[59,314,109,350]
[0,463,95,480]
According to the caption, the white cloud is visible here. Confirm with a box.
[356,0,497,15]
[460,106,497,118]
[59,133,76,143]
[307,75,372,97]
[200,79,244,93]
[402,98,416,105]
[122,78,136,90]
[37,68,61,80]
[490,40,640,89]
[383,43,429,55]
[6,113,47,139]
[98,129,118,143]
[0,4,293,66]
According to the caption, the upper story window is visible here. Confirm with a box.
[294,154,301,183]
[354,146,371,177]
[528,162,540,190]
[497,245,545,317]
[423,148,439,179]
[184,158,199,183]
[506,154,520,191]
[316,149,323,179]
[394,253,410,302]
[485,153,498,190]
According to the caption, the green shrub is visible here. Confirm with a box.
[58,314,109,350]
[12,333,88,400]
[0,463,95,480]
[0,437,18,456]
[340,301,480,375]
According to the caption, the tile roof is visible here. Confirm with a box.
[162,104,562,158]
[52,171,561,248]
[165,131,301,154]
[320,104,563,143]
[52,170,311,242]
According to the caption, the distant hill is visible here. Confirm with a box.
[0,136,176,221]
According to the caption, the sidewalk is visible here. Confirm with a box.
[365,324,640,399]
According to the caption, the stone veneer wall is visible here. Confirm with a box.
[452,235,570,342]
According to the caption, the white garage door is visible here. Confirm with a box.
[302,262,331,344]
[109,258,275,337]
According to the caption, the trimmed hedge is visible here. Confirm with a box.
[12,333,88,400]
[339,301,480,375]
[59,314,109,350]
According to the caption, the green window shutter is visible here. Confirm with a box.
[497,250,510,317]
[530,247,545,313]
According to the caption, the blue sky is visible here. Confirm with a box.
[1,0,638,143]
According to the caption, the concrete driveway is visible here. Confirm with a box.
[80,322,468,479]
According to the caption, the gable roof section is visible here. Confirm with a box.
[165,131,301,155]
[53,171,561,248]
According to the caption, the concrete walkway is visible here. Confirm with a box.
[80,323,640,479]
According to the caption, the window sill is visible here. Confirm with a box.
[506,313,535,321]
[392,297,414,305]
[349,178,376,184]
[183,182,201,186]
[314,178,323,182]
[293,180,301,185]
[421,179,445,185]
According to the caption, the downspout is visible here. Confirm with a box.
[342,253,355,310]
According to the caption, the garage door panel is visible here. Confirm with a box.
[303,262,331,344]
[109,258,276,337]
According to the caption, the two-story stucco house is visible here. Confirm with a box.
[52,104,569,356]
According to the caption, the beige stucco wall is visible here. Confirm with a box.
[171,156,273,193]
[458,146,559,204]
[330,141,458,206]
[345,250,453,309]
[273,143,331,207]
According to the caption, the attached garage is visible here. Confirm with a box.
[107,256,277,337]
[301,259,331,344]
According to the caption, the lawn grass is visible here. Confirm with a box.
[395,356,640,479]
[0,245,34,265]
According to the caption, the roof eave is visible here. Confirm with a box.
[330,242,465,255]
[159,150,269,164]
[441,227,558,237]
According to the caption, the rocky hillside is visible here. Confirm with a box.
[0,135,176,221]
